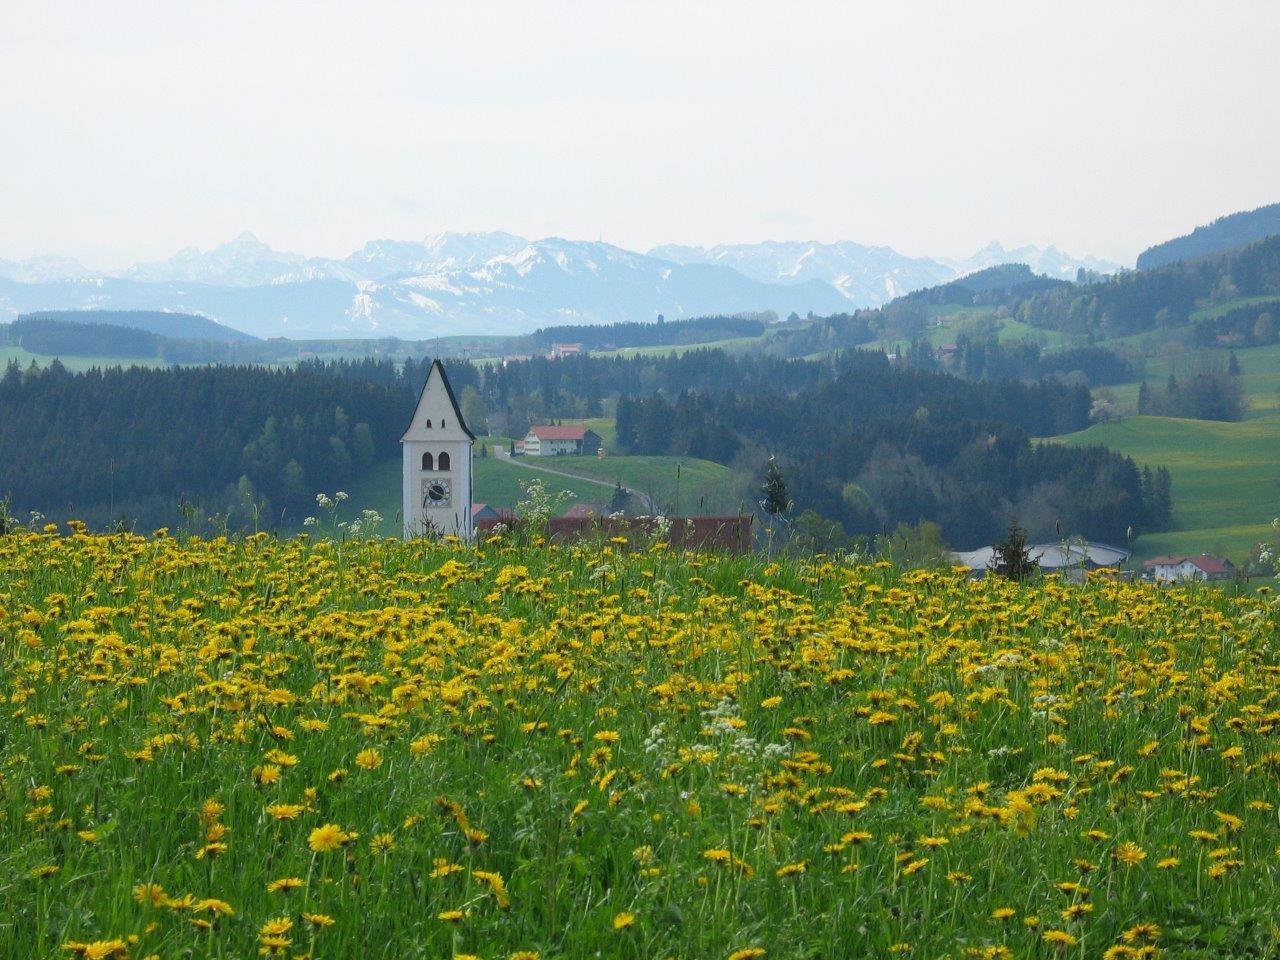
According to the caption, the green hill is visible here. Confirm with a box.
[1054,414,1280,562]
[1137,201,1280,270]
[533,454,739,514]
[1102,341,1280,420]
[19,309,255,342]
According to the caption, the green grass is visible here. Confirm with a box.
[869,310,1074,354]
[1055,414,1280,562]
[4,533,1279,958]
[588,334,778,360]
[1099,342,1280,419]
[531,454,739,514]
[1189,295,1279,323]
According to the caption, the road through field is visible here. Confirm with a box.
[493,448,657,514]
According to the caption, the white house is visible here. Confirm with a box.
[1143,554,1233,583]
[519,425,602,457]
[401,360,474,540]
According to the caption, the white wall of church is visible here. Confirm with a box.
[402,440,472,539]
[400,362,474,541]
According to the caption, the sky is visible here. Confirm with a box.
[2,0,1278,270]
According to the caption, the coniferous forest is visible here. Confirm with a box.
[0,347,1170,548]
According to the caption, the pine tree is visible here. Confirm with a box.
[992,517,1038,581]
[1153,467,1173,529]
[608,481,630,514]
[759,457,791,519]
[1139,465,1154,526]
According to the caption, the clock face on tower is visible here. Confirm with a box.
[421,478,452,508]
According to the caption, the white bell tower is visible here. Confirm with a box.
[402,360,474,540]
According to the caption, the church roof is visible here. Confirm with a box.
[402,359,475,442]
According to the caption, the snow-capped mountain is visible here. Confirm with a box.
[945,241,1121,281]
[0,254,93,284]
[0,237,852,338]
[649,241,956,306]
[651,239,1120,306]
[0,231,1122,338]
[125,232,313,286]
[122,231,533,288]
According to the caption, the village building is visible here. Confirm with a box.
[953,541,1131,581]
[1143,554,1234,583]
[401,360,474,540]
[519,425,602,457]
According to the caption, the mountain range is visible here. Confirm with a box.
[0,232,1120,339]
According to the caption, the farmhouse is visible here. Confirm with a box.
[1143,554,1234,583]
[520,425,603,457]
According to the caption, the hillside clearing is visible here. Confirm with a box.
[1054,414,1280,562]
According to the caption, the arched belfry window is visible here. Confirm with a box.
[421,452,434,471]
[442,419,447,429]
[425,419,432,429]
[438,451,451,471]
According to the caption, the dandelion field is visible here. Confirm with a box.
[2,531,1280,959]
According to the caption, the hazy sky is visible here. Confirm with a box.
[2,1,1277,270]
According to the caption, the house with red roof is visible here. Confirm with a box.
[1143,554,1234,583]
[520,425,603,457]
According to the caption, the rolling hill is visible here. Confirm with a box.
[1136,201,1280,270]
[1054,414,1280,563]
[15,309,254,342]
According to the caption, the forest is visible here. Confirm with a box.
[614,351,1166,548]
[519,313,772,350]
[0,360,409,530]
[1136,201,1280,269]
[1015,234,1280,338]
[0,345,1171,547]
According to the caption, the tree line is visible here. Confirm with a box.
[0,359,411,530]
[615,351,1168,549]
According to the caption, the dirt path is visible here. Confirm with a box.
[493,449,657,514]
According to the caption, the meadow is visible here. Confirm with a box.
[1054,410,1280,565]
[2,529,1279,959]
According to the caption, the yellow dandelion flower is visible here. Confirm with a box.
[1042,930,1078,947]
[308,823,353,852]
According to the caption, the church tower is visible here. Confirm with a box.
[402,360,474,540]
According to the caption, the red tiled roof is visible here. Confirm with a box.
[1143,554,1232,574]
[1188,555,1232,575]
[530,425,589,440]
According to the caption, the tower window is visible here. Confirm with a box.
[442,419,447,429]
[438,451,451,471]
[421,452,434,471]
[425,418,432,429]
